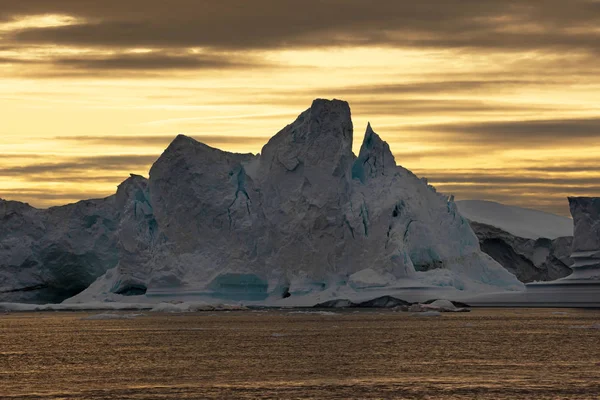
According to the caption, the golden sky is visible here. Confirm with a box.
[1,1,600,215]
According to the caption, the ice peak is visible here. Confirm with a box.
[166,134,205,150]
[116,174,149,209]
[352,123,396,183]
[117,174,147,192]
[260,98,353,176]
[0,198,35,217]
[171,133,196,144]
[309,98,350,118]
[157,133,232,164]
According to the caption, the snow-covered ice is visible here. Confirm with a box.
[408,300,469,313]
[288,311,338,316]
[0,301,153,312]
[0,301,245,312]
[456,200,573,240]
[150,302,247,313]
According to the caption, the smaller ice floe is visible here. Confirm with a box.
[288,311,338,316]
[314,299,355,308]
[569,324,600,330]
[357,296,411,308]
[411,311,442,317]
[552,312,570,315]
[150,302,247,313]
[422,299,471,308]
[313,296,411,309]
[271,333,286,337]
[464,323,475,327]
[82,313,144,320]
[409,299,470,313]
[0,302,153,312]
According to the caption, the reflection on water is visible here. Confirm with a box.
[1,309,599,399]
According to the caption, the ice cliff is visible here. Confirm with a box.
[0,196,120,302]
[567,197,600,281]
[456,201,574,283]
[1,99,524,305]
[468,221,573,283]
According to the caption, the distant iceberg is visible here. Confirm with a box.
[466,196,600,307]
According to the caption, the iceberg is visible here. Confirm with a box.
[2,99,526,307]
[568,197,600,280]
[64,99,522,306]
[468,197,600,307]
[468,220,573,283]
[457,200,574,282]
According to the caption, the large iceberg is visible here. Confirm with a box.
[65,99,522,305]
[0,99,524,306]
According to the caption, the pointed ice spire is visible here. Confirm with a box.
[352,123,397,183]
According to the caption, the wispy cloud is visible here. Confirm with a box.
[54,135,270,147]
[0,155,156,176]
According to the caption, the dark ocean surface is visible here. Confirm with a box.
[1,308,599,399]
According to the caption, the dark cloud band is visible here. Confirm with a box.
[4,1,600,53]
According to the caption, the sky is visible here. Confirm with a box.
[1,1,599,216]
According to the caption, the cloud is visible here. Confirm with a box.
[0,188,115,205]
[524,165,600,173]
[392,149,481,162]
[417,170,600,186]
[0,153,46,159]
[304,80,555,96]
[413,166,600,216]
[351,99,563,116]
[2,1,600,54]
[54,135,270,147]
[2,0,599,214]
[51,52,265,71]
[0,50,268,77]
[0,155,157,176]
[410,117,600,146]
[0,57,34,64]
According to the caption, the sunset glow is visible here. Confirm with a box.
[2,1,600,215]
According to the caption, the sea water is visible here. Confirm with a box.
[1,309,599,399]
